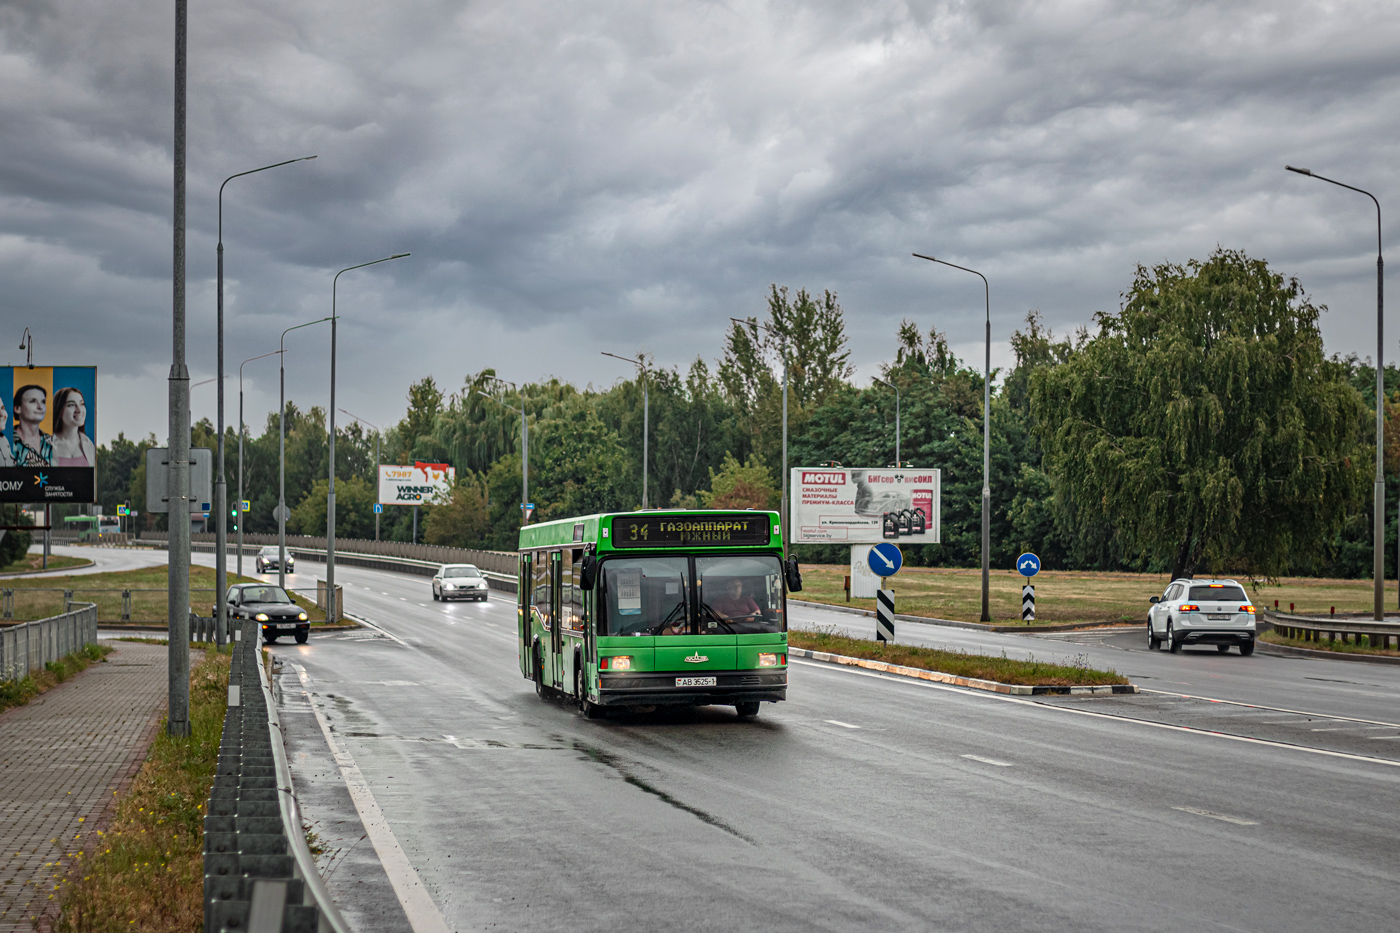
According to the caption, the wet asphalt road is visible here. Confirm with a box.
[71,547,1400,931]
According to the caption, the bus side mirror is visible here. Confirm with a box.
[785,555,803,593]
[580,551,598,590]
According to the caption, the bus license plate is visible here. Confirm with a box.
[676,676,717,687]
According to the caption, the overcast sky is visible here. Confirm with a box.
[2,0,1397,444]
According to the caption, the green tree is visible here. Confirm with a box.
[699,453,778,510]
[289,475,378,539]
[424,474,491,547]
[1031,248,1370,580]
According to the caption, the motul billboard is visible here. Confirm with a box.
[790,467,940,544]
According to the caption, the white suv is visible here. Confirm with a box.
[1148,578,1256,655]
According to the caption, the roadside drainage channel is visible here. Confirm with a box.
[788,647,1139,696]
[203,620,352,933]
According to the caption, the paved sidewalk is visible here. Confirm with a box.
[0,642,170,932]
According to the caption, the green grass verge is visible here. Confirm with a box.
[0,553,90,574]
[1,563,327,623]
[53,646,231,932]
[1260,630,1400,658]
[0,642,113,715]
[788,628,1129,686]
[793,563,1400,627]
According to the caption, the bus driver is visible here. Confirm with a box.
[711,578,760,622]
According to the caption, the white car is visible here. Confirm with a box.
[1148,578,1256,655]
[433,564,490,602]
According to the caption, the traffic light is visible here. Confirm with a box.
[230,508,238,532]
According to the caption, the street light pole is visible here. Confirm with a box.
[279,317,333,590]
[913,253,992,623]
[872,376,900,466]
[238,350,282,578]
[602,352,649,509]
[328,255,410,623]
[168,0,191,737]
[1287,166,1385,618]
[477,381,529,524]
[215,155,315,646]
[338,409,381,541]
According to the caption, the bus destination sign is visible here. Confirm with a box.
[611,514,771,548]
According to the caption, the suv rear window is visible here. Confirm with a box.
[1188,585,1247,602]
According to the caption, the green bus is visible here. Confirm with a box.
[517,510,801,719]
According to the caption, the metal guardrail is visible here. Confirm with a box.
[2,587,218,622]
[1262,610,1400,649]
[205,620,350,933]
[0,603,98,682]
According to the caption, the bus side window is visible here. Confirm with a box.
[532,551,552,630]
[570,548,585,629]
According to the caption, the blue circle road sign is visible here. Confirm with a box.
[868,542,904,577]
[1017,552,1041,577]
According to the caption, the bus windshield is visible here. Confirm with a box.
[600,557,689,636]
[598,554,786,636]
[696,555,784,634]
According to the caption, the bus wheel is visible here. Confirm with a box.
[735,702,760,718]
[533,646,545,698]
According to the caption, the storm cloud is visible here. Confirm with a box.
[1,0,1397,441]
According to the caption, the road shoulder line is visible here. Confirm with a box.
[292,663,452,933]
[787,647,1139,695]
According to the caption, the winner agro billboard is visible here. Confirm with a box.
[0,366,97,503]
[379,462,455,506]
[790,467,940,544]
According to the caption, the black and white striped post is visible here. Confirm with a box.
[868,542,903,643]
[1017,551,1040,622]
[876,588,895,642]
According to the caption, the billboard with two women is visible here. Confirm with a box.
[0,366,97,503]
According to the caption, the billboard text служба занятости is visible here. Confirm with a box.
[1,366,97,503]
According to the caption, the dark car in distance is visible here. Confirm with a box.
[255,546,295,574]
[217,583,311,644]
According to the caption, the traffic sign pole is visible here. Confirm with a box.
[868,543,902,642]
[1017,552,1040,622]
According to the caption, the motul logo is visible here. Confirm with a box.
[802,471,846,484]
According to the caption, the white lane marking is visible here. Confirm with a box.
[1369,735,1400,740]
[293,665,452,933]
[347,615,411,648]
[1173,806,1258,826]
[824,719,860,729]
[484,622,498,628]
[789,659,1400,771]
[1137,688,1400,729]
[961,754,1012,767]
[382,591,389,595]
[418,603,428,608]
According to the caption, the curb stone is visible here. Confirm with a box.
[788,647,1139,696]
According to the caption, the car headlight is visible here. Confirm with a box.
[477,581,487,588]
[298,612,308,621]
[444,583,455,590]
[254,613,269,622]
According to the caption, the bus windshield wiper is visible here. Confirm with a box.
[648,601,687,635]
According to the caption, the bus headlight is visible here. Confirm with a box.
[758,653,783,667]
[601,656,631,671]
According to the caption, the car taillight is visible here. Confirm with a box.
[1179,604,1199,611]
[1240,605,1255,613]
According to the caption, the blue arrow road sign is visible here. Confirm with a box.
[1017,552,1041,577]
[373,504,383,514]
[868,542,903,577]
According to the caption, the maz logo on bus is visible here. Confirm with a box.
[801,471,846,484]
[684,653,709,663]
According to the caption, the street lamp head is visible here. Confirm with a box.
[391,252,411,260]
[1285,165,1313,177]
[911,252,936,263]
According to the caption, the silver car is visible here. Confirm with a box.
[433,564,489,602]
[1148,578,1256,655]
[255,545,294,574]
